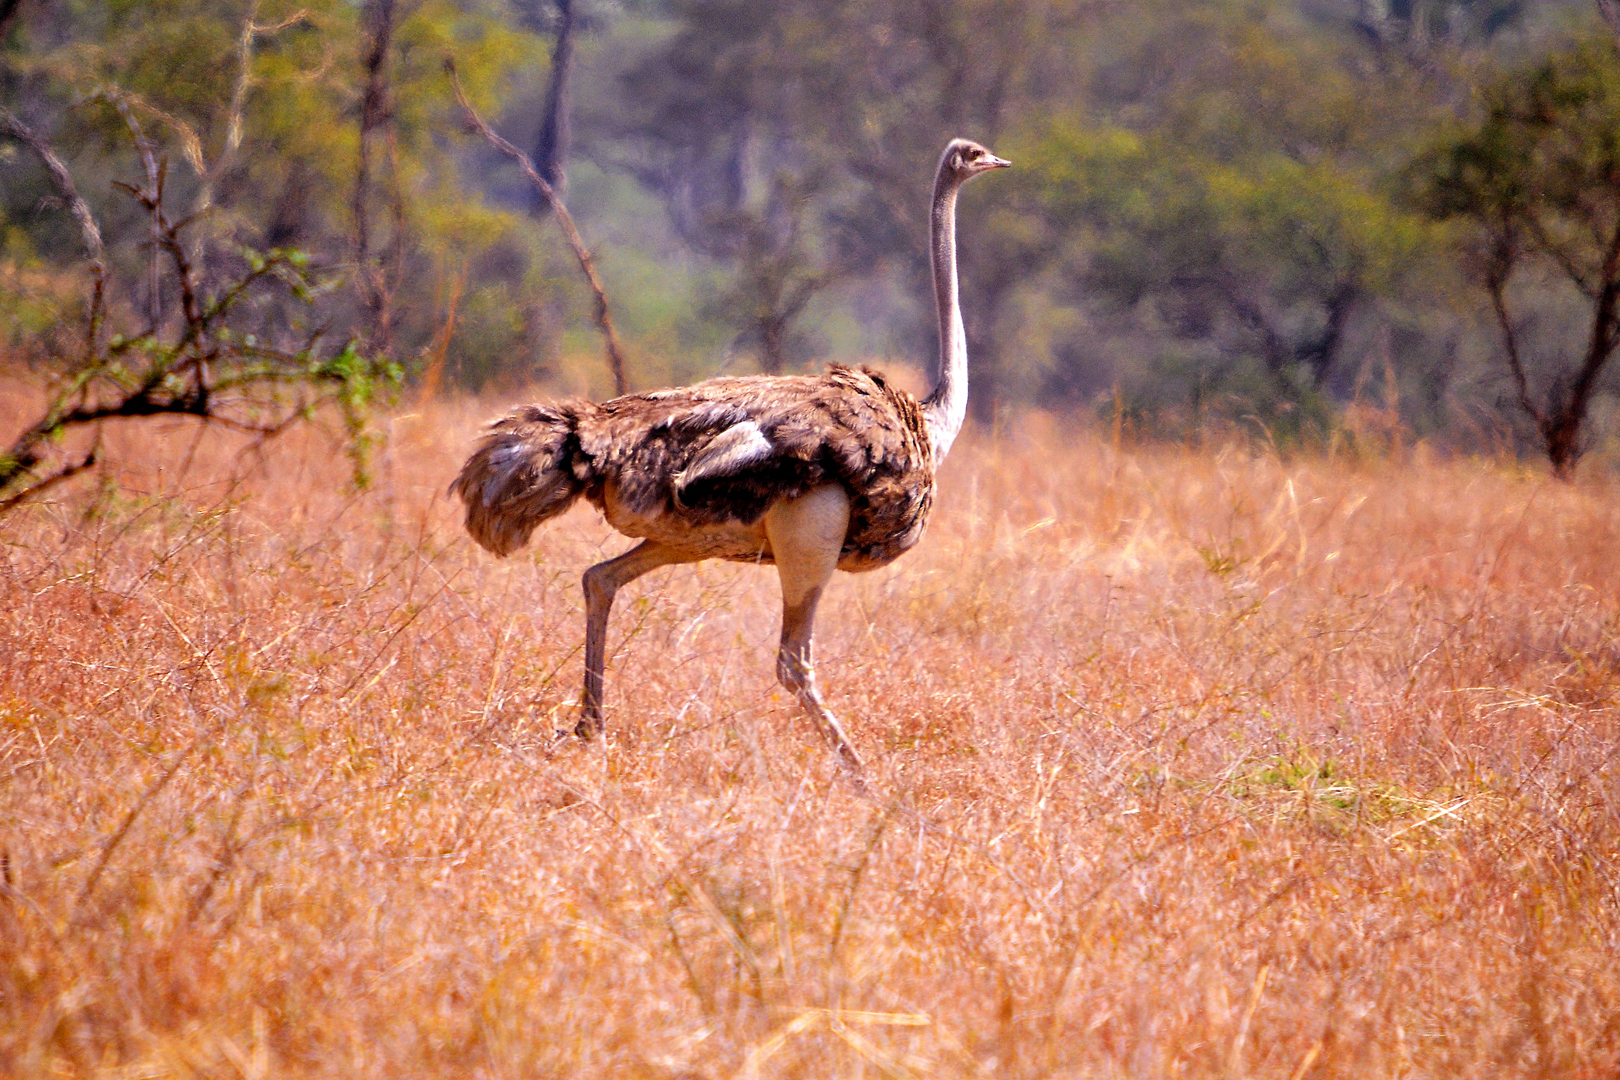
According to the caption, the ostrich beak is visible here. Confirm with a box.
[987,154,1012,169]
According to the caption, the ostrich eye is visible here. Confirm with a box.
[968,149,981,159]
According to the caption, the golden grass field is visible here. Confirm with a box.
[2,382,1618,1078]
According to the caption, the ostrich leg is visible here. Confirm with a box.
[764,486,864,773]
[580,540,698,736]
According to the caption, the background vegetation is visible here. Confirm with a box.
[4,0,1620,465]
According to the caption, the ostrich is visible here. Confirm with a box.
[451,138,1010,772]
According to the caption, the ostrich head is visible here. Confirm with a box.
[940,138,1012,184]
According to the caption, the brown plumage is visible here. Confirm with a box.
[454,364,932,569]
[452,138,1011,774]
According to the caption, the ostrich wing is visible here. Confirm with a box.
[673,421,774,495]
[582,367,932,558]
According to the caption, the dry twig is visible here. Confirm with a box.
[445,56,629,396]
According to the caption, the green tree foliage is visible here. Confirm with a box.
[1416,35,1620,474]
[1001,5,1442,434]
[4,0,1617,461]
[1,0,557,387]
[615,0,1089,410]
[0,105,399,508]
[607,0,1497,430]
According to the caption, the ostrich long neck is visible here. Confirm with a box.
[923,164,967,462]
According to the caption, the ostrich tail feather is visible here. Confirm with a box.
[451,401,593,556]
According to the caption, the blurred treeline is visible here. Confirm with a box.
[2,0,1616,450]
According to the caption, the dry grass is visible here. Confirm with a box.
[2,385,1618,1079]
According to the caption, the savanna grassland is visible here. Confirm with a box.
[2,387,1618,1079]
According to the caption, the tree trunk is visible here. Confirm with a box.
[755,315,785,375]
[1544,412,1583,478]
[1303,285,1357,391]
[1224,289,1295,390]
[1541,221,1620,477]
[531,0,575,216]
[353,0,396,351]
[1544,281,1620,477]
[1599,0,1620,51]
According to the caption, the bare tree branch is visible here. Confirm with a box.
[1,131,394,512]
[1599,0,1620,51]
[84,85,205,177]
[353,0,398,353]
[418,262,465,400]
[101,94,172,331]
[0,109,102,261]
[446,57,629,396]
[1484,239,1546,429]
[194,2,309,216]
[0,444,98,516]
[1522,211,1600,299]
[1542,214,1620,474]
[0,107,107,358]
[220,1,266,177]
[531,0,576,213]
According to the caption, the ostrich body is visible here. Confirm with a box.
[452,138,1010,771]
